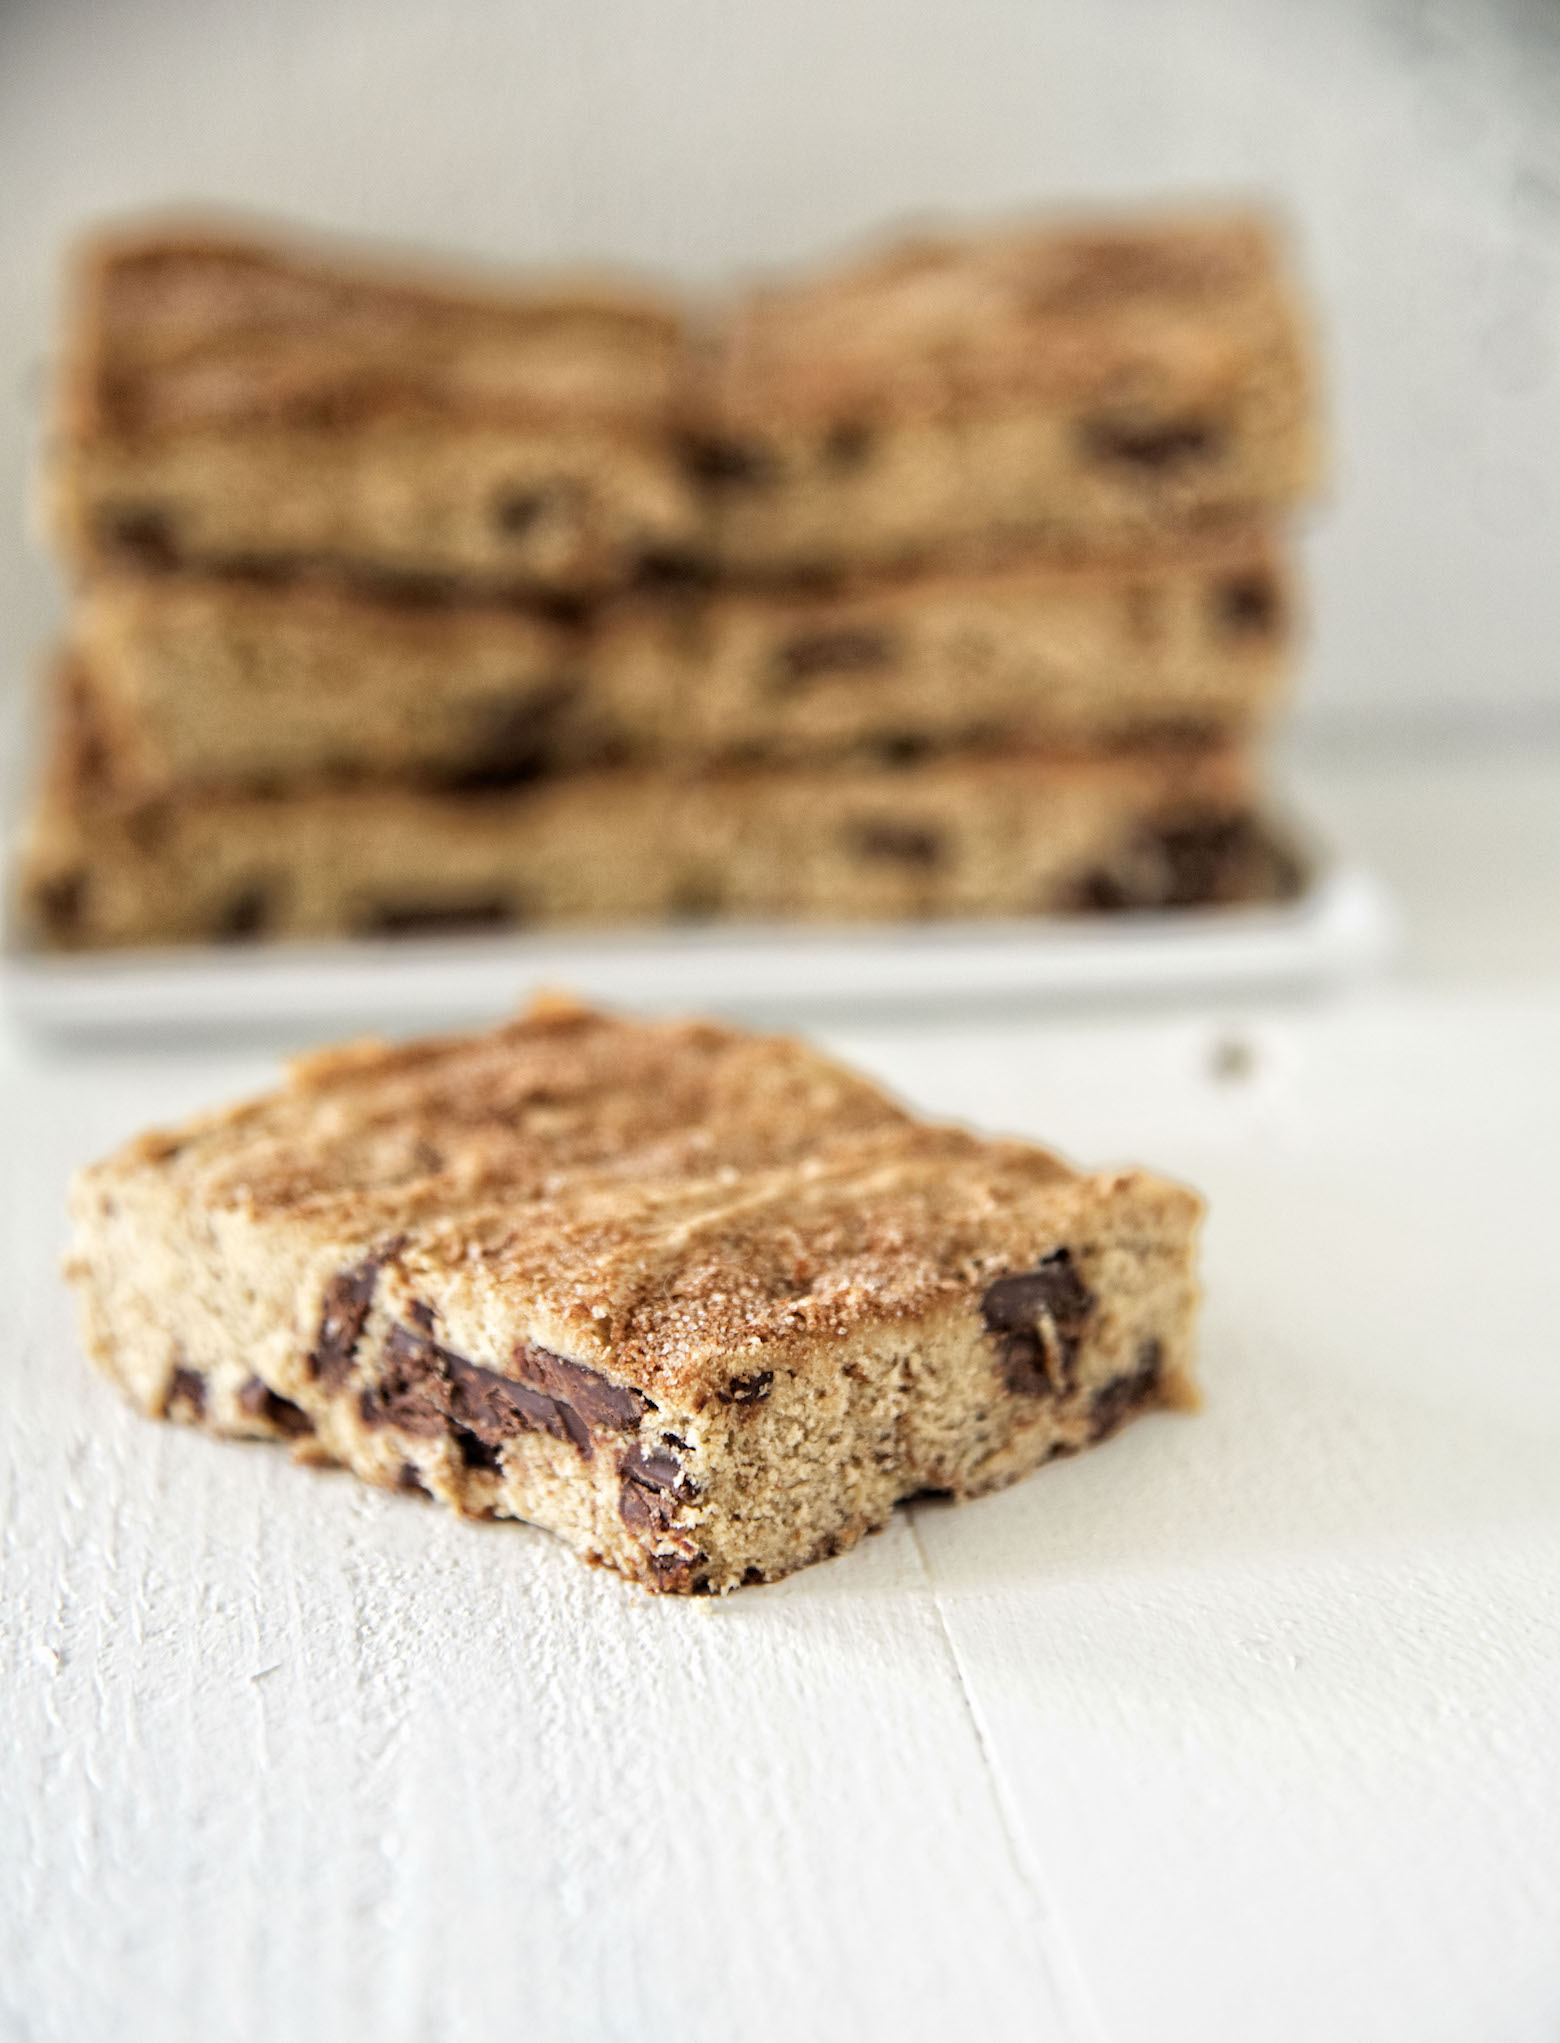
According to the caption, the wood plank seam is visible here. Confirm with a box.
[906,1506,1106,2043]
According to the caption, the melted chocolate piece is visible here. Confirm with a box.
[396,1461,431,1496]
[1089,1337,1164,1440]
[775,627,896,686]
[981,1249,1097,1397]
[237,1375,314,1437]
[165,1365,206,1420]
[358,1320,649,1467]
[1080,414,1224,472]
[512,1342,651,1434]
[618,1475,655,1531]
[718,1370,773,1406]
[621,1443,695,1500]
[309,1258,383,1385]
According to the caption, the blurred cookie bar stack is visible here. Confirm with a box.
[20,210,1316,949]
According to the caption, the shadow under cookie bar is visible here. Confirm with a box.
[20,696,1301,949]
[48,221,704,596]
[63,1003,1204,1592]
[700,212,1317,575]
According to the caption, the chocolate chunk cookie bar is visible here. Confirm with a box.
[65,999,1203,1592]
[702,214,1315,575]
[49,224,701,596]
[71,571,587,796]
[69,522,1286,797]
[594,522,1290,763]
[23,666,1296,947]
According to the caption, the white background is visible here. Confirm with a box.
[4,0,1560,740]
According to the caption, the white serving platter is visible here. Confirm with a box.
[2,830,1395,1042]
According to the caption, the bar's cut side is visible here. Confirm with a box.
[66,1002,1203,1593]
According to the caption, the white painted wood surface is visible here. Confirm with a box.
[5,755,1560,2043]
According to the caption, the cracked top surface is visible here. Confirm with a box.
[712,211,1308,427]
[86,999,1198,1397]
[63,220,691,439]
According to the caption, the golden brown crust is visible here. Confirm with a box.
[712,212,1309,426]
[60,216,691,441]
[72,1000,1193,1403]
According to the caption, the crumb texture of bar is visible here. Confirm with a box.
[20,669,1297,950]
[65,1001,1204,1592]
[703,213,1316,572]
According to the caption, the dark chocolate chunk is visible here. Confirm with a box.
[680,435,778,487]
[213,885,271,943]
[1215,571,1280,636]
[406,1299,436,1332]
[982,1250,1097,1397]
[97,504,179,569]
[824,421,875,469]
[165,1365,206,1420]
[718,1369,774,1406]
[237,1375,314,1437]
[621,1443,695,1500]
[619,1474,654,1531]
[774,626,896,686]
[511,1341,651,1433]
[358,1323,451,1438]
[850,820,943,868]
[1080,414,1224,472]
[1069,811,1303,914]
[359,1321,641,1465]
[396,1462,431,1496]
[362,896,516,936]
[308,1258,382,1385]
[1088,1337,1164,1440]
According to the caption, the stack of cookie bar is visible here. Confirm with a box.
[20,210,1315,950]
